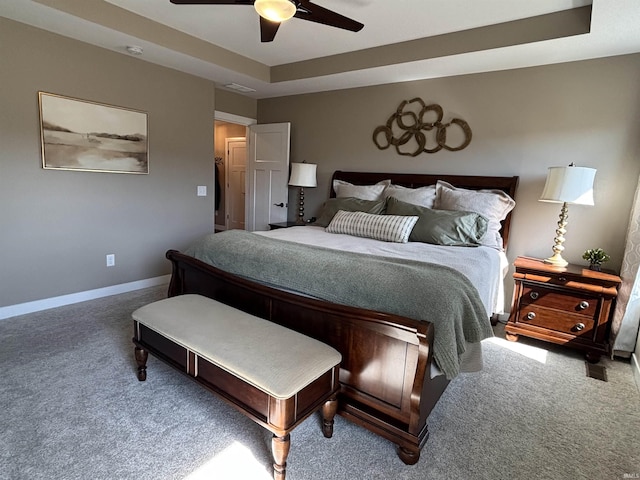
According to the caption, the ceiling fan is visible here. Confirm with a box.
[169,0,364,42]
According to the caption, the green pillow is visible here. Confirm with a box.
[314,197,387,227]
[385,197,488,246]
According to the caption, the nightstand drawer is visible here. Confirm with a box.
[515,305,595,336]
[507,257,621,363]
[520,284,597,318]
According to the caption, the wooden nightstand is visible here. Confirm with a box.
[506,256,621,363]
[268,221,304,230]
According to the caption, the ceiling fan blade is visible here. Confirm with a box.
[169,1,253,5]
[260,16,281,42]
[295,0,363,32]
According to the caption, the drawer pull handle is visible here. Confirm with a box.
[558,276,567,282]
[578,301,589,310]
[529,292,539,300]
[573,322,586,332]
[526,312,536,320]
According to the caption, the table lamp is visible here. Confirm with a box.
[288,162,317,225]
[539,163,596,266]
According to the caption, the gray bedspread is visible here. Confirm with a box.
[184,230,493,379]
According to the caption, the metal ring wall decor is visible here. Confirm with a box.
[373,98,472,156]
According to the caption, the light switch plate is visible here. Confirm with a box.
[197,186,207,196]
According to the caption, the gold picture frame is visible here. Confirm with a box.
[38,92,148,174]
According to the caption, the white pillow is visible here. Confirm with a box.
[384,184,437,208]
[333,179,391,201]
[433,180,516,249]
[326,210,418,243]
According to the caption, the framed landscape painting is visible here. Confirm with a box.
[39,92,148,174]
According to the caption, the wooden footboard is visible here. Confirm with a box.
[166,249,449,464]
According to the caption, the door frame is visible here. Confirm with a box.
[215,111,256,127]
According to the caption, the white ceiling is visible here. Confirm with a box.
[2,0,640,99]
[106,0,589,66]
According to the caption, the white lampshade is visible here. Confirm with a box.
[254,0,296,22]
[289,163,317,187]
[539,165,596,205]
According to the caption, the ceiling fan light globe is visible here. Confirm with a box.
[254,0,296,22]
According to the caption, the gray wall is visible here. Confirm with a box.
[215,89,257,120]
[258,55,640,296]
[0,18,218,307]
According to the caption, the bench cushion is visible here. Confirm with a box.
[132,294,341,399]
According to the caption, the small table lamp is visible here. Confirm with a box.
[539,163,596,266]
[288,162,317,225]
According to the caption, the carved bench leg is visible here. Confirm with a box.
[272,433,290,480]
[134,346,148,381]
[321,395,338,438]
[397,445,420,465]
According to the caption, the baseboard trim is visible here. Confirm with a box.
[632,352,640,394]
[0,275,170,320]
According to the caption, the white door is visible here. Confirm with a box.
[246,123,291,231]
[225,137,246,230]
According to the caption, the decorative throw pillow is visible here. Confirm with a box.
[433,181,516,249]
[326,210,418,243]
[385,197,488,246]
[333,179,391,201]
[314,197,387,227]
[384,184,437,208]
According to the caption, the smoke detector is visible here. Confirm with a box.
[126,45,144,56]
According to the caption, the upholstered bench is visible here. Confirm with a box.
[131,294,341,480]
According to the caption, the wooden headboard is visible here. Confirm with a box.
[330,171,519,249]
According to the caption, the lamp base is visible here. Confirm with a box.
[296,186,306,225]
[544,253,568,267]
[544,202,569,267]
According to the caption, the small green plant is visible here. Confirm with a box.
[582,248,610,266]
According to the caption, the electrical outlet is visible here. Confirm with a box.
[106,254,115,267]
[197,186,207,196]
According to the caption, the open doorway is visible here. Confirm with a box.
[214,112,291,232]
[213,111,255,231]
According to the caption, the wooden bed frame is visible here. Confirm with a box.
[166,171,518,464]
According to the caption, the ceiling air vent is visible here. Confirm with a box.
[224,83,256,93]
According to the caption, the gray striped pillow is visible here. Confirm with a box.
[326,210,418,243]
